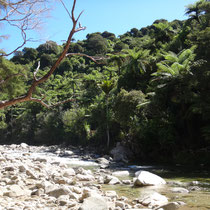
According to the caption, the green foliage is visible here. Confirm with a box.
[0,57,27,99]
[113,89,147,128]
[62,105,88,145]
[86,33,108,55]
[100,80,115,95]
[152,47,196,79]
[37,41,60,55]
[40,54,54,68]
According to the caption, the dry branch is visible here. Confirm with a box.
[0,0,50,57]
[0,0,86,109]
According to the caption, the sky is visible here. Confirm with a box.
[1,0,197,55]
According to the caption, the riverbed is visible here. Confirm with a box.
[0,143,210,209]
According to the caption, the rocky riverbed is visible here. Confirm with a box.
[0,143,209,210]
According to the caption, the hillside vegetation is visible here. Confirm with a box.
[0,0,210,165]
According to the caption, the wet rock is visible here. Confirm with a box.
[134,171,166,186]
[122,179,132,185]
[171,187,189,193]
[155,201,186,210]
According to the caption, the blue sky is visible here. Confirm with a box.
[1,0,196,55]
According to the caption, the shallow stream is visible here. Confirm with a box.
[102,166,210,210]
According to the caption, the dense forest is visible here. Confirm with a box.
[0,0,210,165]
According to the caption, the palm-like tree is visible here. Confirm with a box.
[185,0,206,24]
[100,79,115,148]
[152,47,196,79]
[153,22,176,43]
[107,53,127,76]
[123,48,151,74]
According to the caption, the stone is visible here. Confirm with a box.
[20,143,28,149]
[122,179,132,185]
[112,170,130,177]
[110,142,132,162]
[96,157,110,165]
[79,195,108,210]
[139,192,168,208]
[76,174,95,181]
[57,195,69,206]
[35,157,47,163]
[80,188,99,201]
[105,191,118,198]
[104,175,121,185]
[97,176,104,184]
[156,201,186,210]
[53,176,72,185]
[76,167,92,175]
[18,165,27,172]
[63,168,76,177]
[134,171,166,186]
[115,201,126,209]
[69,186,82,194]
[26,169,38,179]
[171,187,189,193]
[4,166,15,171]
[5,185,26,197]
[46,186,70,198]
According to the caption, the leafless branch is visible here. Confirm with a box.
[59,0,71,19]
[0,0,86,109]
[0,0,50,57]
[33,61,40,81]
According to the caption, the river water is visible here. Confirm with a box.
[102,166,210,210]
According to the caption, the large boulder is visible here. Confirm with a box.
[110,142,132,162]
[134,171,166,186]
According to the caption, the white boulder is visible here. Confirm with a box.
[134,171,166,186]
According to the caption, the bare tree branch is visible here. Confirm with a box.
[0,0,85,109]
[59,0,72,19]
[0,0,50,57]
[33,61,40,81]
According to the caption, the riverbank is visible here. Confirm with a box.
[0,143,210,209]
